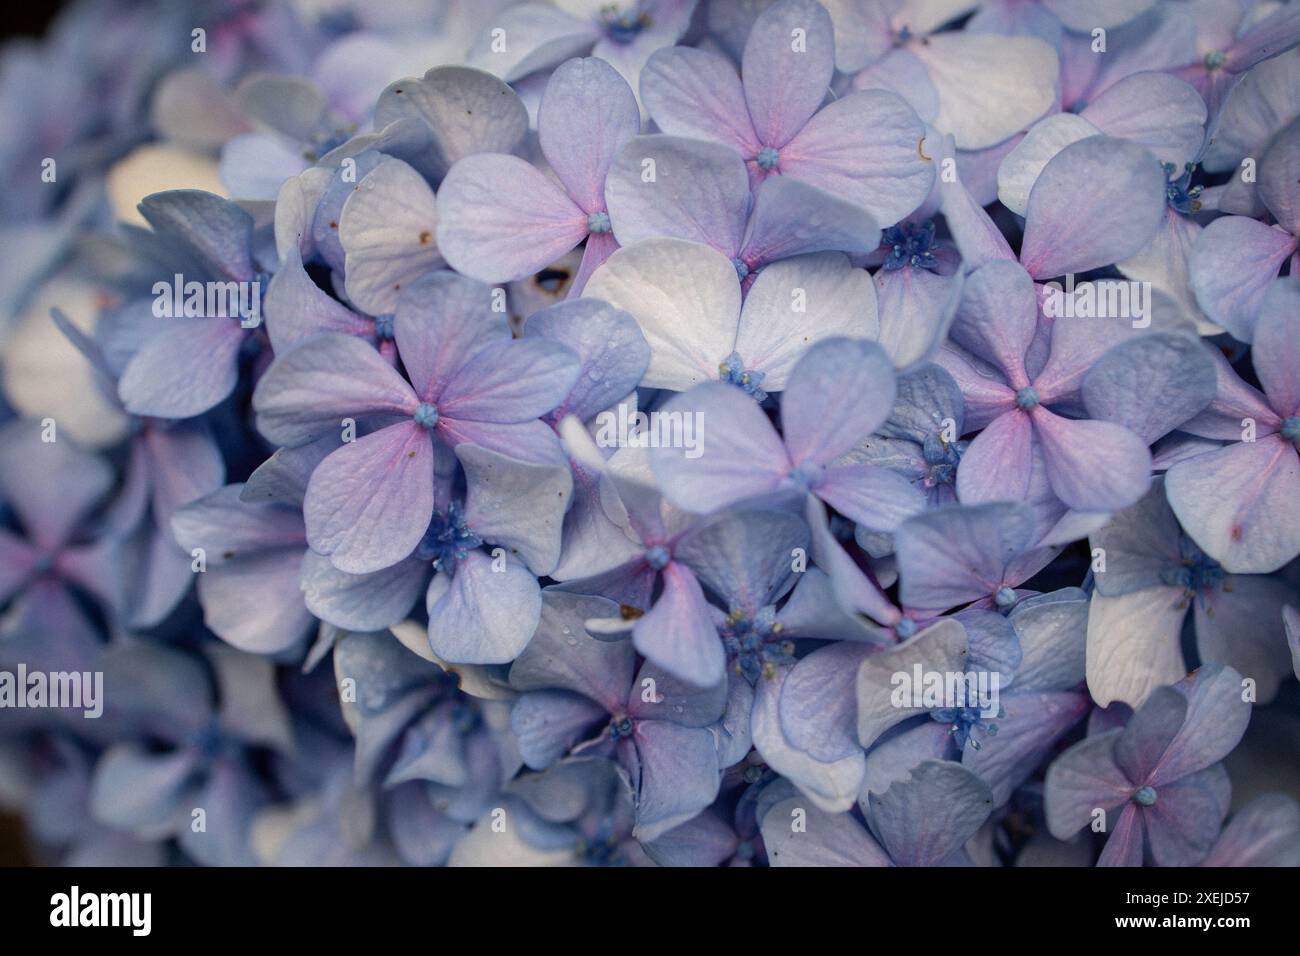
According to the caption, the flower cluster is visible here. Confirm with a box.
[1,0,1298,868]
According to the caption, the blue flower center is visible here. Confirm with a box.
[1204,49,1226,70]
[413,402,440,429]
[755,147,780,171]
[994,586,1018,609]
[1014,387,1040,410]
[881,220,940,272]
[31,553,55,575]
[722,606,790,683]
[932,704,1002,751]
[1134,785,1158,806]
[1163,162,1204,216]
[920,433,963,488]
[373,314,395,340]
[789,460,826,491]
[416,503,482,574]
[718,351,768,401]
[1160,536,1224,596]
[609,715,635,739]
[602,9,649,44]
[1281,416,1300,442]
[731,257,751,280]
[644,545,671,571]
[586,211,612,234]
[894,617,917,639]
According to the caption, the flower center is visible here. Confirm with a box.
[609,715,635,739]
[894,618,917,639]
[415,503,482,574]
[1160,536,1224,597]
[373,314,395,340]
[731,257,751,280]
[586,210,612,234]
[881,220,940,272]
[932,704,1002,751]
[644,545,671,571]
[602,9,649,44]
[1281,416,1300,443]
[722,606,789,683]
[920,433,963,488]
[413,402,440,429]
[789,460,826,491]
[994,586,1018,609]
[1163,162,1204,216]
[755,147,780,171]
[1134,785,1158,806]
[1014,387,1040,410]
[718,351,768,401]
[1204,49,1226,70]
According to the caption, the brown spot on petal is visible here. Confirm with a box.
[418,230,432,245]
[619,604,644,621]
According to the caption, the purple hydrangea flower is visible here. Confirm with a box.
[937,260,1155,519]
[651,337,925,536]
[252,271,578,573]
[1045,663,1250,866]
[302,441,572,663]
[643,0,935,223]
[436,57,640,292]
[508,590,726,841]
